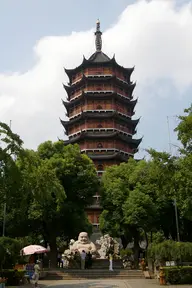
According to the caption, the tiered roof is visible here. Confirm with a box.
[61,20,142,157]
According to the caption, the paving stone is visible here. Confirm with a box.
[37,279,192,288]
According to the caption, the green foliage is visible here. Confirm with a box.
[149,231,166,244]
[175,105,192,154]
[120,248,133,258]
[13,141,98,266]
[0,269,25,286]
[148,240,192,263]
[123,189,157,229]
[163,266,192,285]
[0,237,21,269]
[0,122,23,211]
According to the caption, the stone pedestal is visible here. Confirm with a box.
[91,259,123,269]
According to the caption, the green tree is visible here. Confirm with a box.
[100,158,159,265]
[175,105,192,154]
[0,237,21,269]
[15,142,99,267]
[0,122,23,235]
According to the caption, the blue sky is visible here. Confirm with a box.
[0,0,132,71]
[0,0,192,157]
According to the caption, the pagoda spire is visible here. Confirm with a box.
[95,19,102,52]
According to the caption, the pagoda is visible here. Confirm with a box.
[61,20,141,227]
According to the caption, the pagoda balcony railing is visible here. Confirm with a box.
[69,105,132,118]
[81,148,134,155]
[85,73,112,78]
[71,69,129,85]
[84,89,114,94]
[69,109,131,121]
[70,88,131,101]
[84,88,130,100]
[72,74,128,85]
[68,128,132,138]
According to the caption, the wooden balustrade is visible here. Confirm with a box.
[79,141,133,153]
[69,103,131,117]
[68,121,132,135]
[70,67,130,85]
[69,85,130,101]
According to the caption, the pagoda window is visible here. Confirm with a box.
[97,164,103,171]
[97,142,103,148]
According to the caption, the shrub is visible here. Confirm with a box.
[148,240,192,264]
[0,270,25,286]
[163,266,192,285]
[120,248,133,258]
[0,237,21,269]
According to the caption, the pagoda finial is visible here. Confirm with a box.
[95,19,102,52]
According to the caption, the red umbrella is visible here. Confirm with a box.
[21,245,48,255]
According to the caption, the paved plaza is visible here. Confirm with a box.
[38,279,192,288]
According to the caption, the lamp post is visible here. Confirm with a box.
[173,198,180,242]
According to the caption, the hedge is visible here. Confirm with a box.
[148,240,192,263]
[163,266,192,285]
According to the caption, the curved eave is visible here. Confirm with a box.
[62,99,70,108]
[60,118,70,129]
[61,111,140,126]
[64,55,135,78]
[110,56,134,75]
[129,82,136,95]
[64,75,136,94]
[68,131,141,146]
[63,83,71,94]
[88,152,129,161]
[130,98,138,108]
[64,56,87,77]
[131,117,140,127]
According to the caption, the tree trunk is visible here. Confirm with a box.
[121,235,129,249]
[49,238,57,268]
[133,233,140,269]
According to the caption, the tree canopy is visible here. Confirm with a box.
[0,125,99,267]
[99,105,192,265]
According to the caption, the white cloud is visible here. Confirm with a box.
[0,0,192,154]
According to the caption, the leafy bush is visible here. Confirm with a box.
[120,248,133,258]
[0,237,21,269]
[148,240,192,264]
[163,266,192,284]
[0,270,25,286]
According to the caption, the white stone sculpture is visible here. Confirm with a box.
[96,234,120,259]
[70,232,97,254]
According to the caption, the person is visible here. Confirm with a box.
[33,260,41,287]
[109,254,113,271]
[141,258,146,271]
[87,251,92,269]
[80,250,86,270]
[57,252,62,268]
